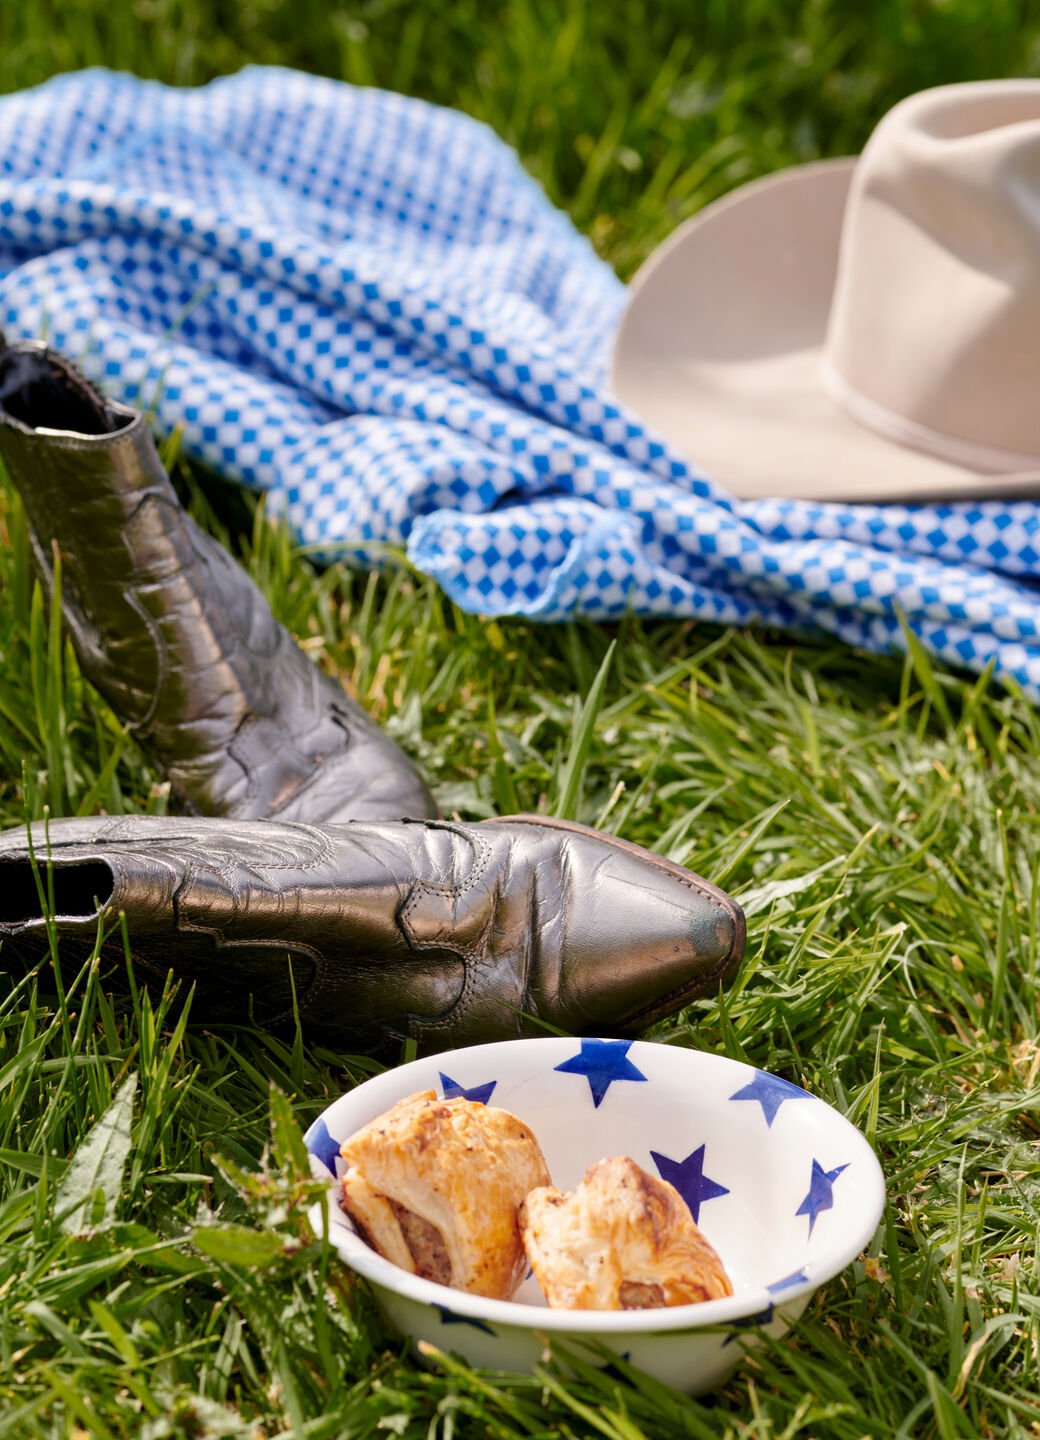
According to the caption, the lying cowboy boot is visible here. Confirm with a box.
[0,813,745,1054]
[0,337,436,823]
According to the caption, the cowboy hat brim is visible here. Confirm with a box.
[611,158,1040,503]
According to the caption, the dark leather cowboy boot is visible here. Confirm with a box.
[0,814,745,1054]
[0,338,436,823]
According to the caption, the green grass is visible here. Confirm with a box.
[2,3,1040,1436]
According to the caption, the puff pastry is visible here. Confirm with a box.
[519,1156,733,1310]
[339,1089,551,1299]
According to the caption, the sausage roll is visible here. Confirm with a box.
[519,1155,733,1310]
[339,1089,550,1299]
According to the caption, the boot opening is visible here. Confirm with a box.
[0,346,131,437]
[0,859,114,923]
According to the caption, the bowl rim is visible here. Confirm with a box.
[307,1037,887,1334]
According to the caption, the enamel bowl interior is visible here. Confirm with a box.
[306,1037,885,1394]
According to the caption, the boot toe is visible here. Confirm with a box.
[497,819,745,1036]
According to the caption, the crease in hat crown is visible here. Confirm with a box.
[821,80,1040,471]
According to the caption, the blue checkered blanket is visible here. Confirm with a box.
[3,68,1040,698]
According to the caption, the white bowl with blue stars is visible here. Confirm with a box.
[305,1037,885,1395]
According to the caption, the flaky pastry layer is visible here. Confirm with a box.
[340,1089,550,1299]
[519,1155,733,1310]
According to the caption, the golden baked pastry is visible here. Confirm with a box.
[339,1089,551,1299]
[519,1155,733,1310]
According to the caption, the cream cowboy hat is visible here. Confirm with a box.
[611,80,1040,502]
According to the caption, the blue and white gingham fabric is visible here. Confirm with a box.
[3,67,1040,696]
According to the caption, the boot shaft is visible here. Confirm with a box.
[0,815,472,1037]
[0,342,231,732]
[0,339,438,824]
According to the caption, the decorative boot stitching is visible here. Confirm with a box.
[166,852,322,1017]
[170,872,329,1021]
[121,495,240,739]
[169,822,338,880]
[398,842,497,1034]
[401,829,526,1044]
[119,584,171,733]
[398,827,494,962]
[208,935,327,1025]
[225,713,280,811]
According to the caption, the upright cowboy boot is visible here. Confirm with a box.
[0,338,436,823]
[0,814,745,1054]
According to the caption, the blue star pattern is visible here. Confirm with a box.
[767,1268,810,1294]
[650,1145,730,1223]
[729,1070,812,1127]
[597,1351,633,1380]
[554,1039,648,1108]
[433,1304,496,1336]
[304,1117,341,1176]
[3,69,1040,698]
[439,1072,497,1105]
[796,1160,850,1235]
[723,1303,775,1344]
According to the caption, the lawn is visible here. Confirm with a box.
[2,2,1040,1436]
